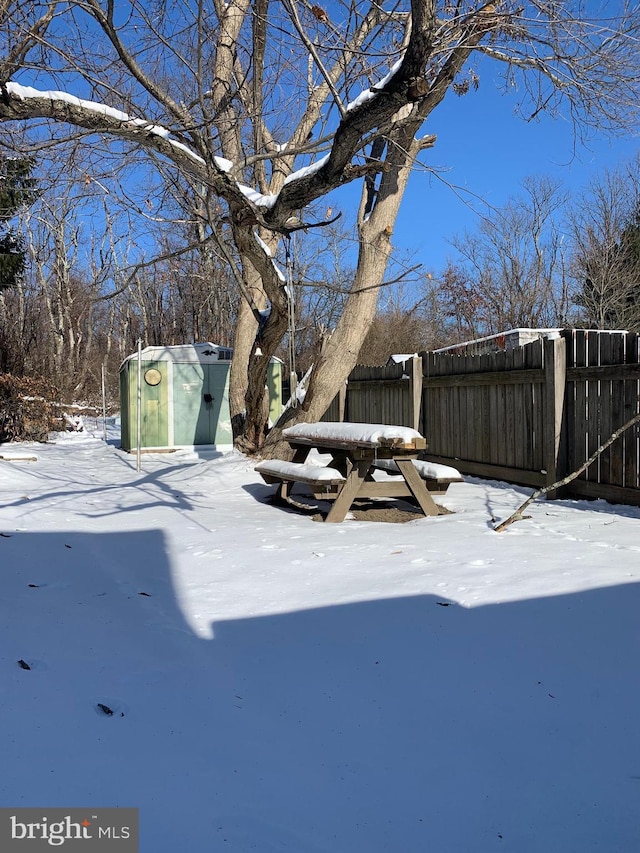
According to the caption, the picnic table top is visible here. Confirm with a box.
[282,421,426,450]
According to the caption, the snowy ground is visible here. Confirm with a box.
[1,422,639,852]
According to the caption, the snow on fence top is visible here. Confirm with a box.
[432,328,562,356]
[282,421,424,447]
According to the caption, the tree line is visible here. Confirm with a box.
[1,151,639,409]
[2,1,640,452]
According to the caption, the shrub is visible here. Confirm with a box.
[0,374,60,442]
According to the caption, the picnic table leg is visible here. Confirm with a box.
[327,449,349,477]
[394,458,440,517]
[324,458,371,523]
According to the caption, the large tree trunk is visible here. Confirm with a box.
[229,230,288,453]
[256,134,421,459]
[230,296,259,440]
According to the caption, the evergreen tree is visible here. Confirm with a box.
[0,157,37,290]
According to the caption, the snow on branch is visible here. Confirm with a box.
[5,82,207,167]
[345,58,404,113]
[283,154,330,186]
[1,82,281,219]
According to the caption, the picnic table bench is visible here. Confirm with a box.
[255,422,461,523]
[371,458,463,496]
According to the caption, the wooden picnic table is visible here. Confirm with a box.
[255,422,443,523]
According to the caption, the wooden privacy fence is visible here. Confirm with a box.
[323,330,640,506]
[324,358,423,431]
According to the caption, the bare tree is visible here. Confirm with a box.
[358,281,446,364]
[440,175,570,337]
[567,155,640,331]
[0,137,150,401]
[1,2,640,453]
[19,191,119,400]
[272,222,354,377]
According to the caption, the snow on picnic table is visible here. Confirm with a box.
[282,421,424,445]
[373,457,462,480]
[255,458,345,481]
[1,423,639,853]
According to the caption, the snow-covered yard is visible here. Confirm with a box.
[1,424,639,852]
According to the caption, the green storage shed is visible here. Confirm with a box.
[120,343,283,452]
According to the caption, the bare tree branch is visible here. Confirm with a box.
[494,410,640,533]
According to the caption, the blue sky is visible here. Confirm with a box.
[316,61,640,287]
[14,3,639,294]
[389,80,640,276]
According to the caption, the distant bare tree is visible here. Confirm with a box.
[439,176,570,338]
[358,283,446,364]
[277,225,353,378]
[19,195,114,400]
[0,142,146,401]
[567,156,640,331]
[436,261,491,342]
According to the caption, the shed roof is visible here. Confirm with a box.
[120,342,284,369]
[121,343,232,368]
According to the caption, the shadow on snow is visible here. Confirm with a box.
[1,528,638,852]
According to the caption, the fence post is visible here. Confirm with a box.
[543,335,566,497]
[410,356,423,432]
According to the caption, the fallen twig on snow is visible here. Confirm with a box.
[494,411,640,533]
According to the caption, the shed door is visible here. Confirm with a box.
[173,363,229,446]
[141,361,169,448]
[210,364,232,444]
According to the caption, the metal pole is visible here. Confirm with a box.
[101,362,107,442]
[136,338,142,473]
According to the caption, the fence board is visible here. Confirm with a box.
[472,383,483,461]
[489,382,502,466]
[586,331,601,482]
[453,385,464,458]
[504,378,516,468]
[563,330,576,482]
[573,331,588,482]
[481,383,491,462]
[594,335,615,483]
[624,334,640,489]
[601,334,628,486]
